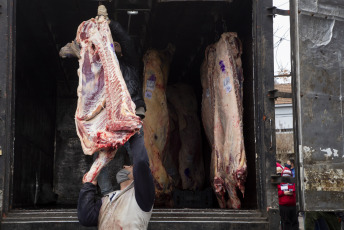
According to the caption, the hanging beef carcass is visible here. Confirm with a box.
[167,84,205,190]
[201,32,247,209]
[73,16,141,183]
[163,102,182,188]
[142,44,175,205]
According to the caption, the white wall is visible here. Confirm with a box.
[275,104,293,130]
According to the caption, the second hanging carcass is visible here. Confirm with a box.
[142,44,175,206]
[201,32,247,209]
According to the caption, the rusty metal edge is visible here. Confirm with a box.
[253,0,279,229]
[0,0,16,221]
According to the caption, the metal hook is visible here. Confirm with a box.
[222,16,227,33]
[269,118,273,150]
[127,14,132,34]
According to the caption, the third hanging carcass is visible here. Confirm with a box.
[201,32,247,209]
[167,83,205,191]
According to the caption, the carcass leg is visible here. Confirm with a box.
[236,147,247,196]
[225,181,241,209]
[213,176,226,209]
[83,149,117,183]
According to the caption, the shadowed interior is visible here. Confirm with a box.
[13,0,256,209]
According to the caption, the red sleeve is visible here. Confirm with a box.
[292,184,296,199]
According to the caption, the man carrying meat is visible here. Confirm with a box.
[77,130,155,229]
[60,5,147,195]
[92,10,147,196]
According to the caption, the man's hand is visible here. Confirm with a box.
[97,5,110,22]
[284,191,293,196]
[59,40,81,59]
[83,173,97,186]
[136,107,145,119]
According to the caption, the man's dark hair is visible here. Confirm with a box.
[289,159,295,165]
[276,160,282,164]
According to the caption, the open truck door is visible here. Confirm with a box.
[291,0,344,211]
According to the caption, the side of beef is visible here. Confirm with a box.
[74,17,141,182]
[201,32,247,209]
[142,44,175,206]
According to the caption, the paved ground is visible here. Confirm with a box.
[299,216,304,230]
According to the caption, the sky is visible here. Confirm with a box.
[273,0,291,78]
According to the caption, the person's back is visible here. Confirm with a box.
[77,132,155,230]
[98,182,152,230]
[277,167,298,230]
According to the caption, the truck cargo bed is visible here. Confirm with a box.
[2,209,269,230]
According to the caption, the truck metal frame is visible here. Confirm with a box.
[0,0,284,229]
[291,0,344,212]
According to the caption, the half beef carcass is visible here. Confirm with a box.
[167,84,205,190]
[201,32,247,209]
[163,101,182,188]
[143,44,175,206]
[73,16,141,183]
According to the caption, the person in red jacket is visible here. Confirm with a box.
[278,167,299,230]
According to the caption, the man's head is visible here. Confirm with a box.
[116,165,133,185]
[282,167,292,177]
[276,166,283,174]
[287,159,295,168]
[113,42,122,57]
[276,162,283,174]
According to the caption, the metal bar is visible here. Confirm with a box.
[127,14,131,34]
[158,0,233,2]
[275,92,292,98]
[274,74,291,77]
[290,0,304,211]
[267,6,290,17]
[0,0,15,217]
[115,9,150,11]
[267,90,292,99]
[254,0,279,228]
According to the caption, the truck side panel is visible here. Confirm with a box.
[292,0,344,211]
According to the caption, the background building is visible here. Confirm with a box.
[275,83,294,164]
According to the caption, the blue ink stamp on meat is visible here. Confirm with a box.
[146,74,156,91]
[219,60,226,73]
[110,43,116,53]
[206,88,210,98]
[223,77,232,93]
[145,90,153,99]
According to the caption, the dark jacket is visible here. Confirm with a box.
[77,132,155,226]
[109,20,146,111]
[77,183,102,227]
